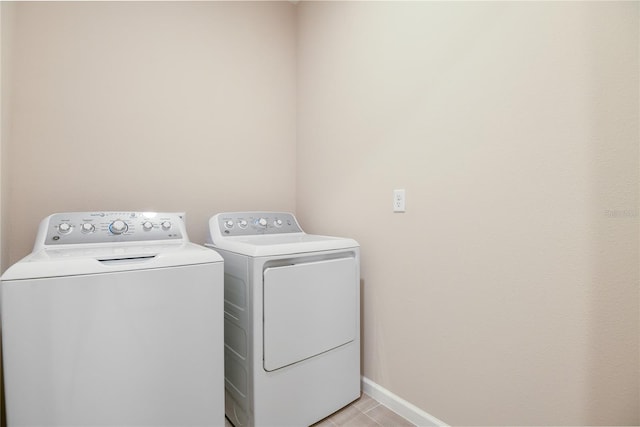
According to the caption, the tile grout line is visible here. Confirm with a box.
[367,401,417,426]
[362,411,384,427]
[361,402,381,415]
[354,399,384,427]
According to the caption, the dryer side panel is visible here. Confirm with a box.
[263,257,357,372]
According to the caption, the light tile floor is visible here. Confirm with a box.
[224,393,415,427]
[313,393,415,427]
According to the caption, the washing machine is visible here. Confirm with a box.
[1,211,224,427]
[206,212,360,427]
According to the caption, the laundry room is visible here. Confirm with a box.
[0,1,638,426]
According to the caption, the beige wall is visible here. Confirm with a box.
[0,2,16,423]
[1,2,14,276]
[297,2,639,425]
[4,1,297,264]
[1,1,639,426]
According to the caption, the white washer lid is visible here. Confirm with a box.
[1,242,223,281]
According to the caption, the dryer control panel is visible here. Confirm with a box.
[38,212,185,246]
[215,212,302,236]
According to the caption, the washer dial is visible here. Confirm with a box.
[58,223,72,234]
[109,220,128,235]
[81,223,95,233]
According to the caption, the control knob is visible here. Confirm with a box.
[256,218,267,227]
[109,220,128,235]
[161,221,172,231]
[81,223,95,233]
[142,221,154,231]
[58,223,72,234]
[238,219,248,228]
[274,219,283,227]
[224,220,234,229]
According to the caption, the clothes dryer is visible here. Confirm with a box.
[206,212,360,427]
[1,211,224,426]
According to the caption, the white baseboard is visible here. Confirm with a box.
[361,376,449,427]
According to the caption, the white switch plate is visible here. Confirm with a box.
[393,189,406,212]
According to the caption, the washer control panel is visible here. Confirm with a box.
[42,212,185,245]
[217,212,302,236]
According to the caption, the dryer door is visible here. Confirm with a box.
[263,257,357,372]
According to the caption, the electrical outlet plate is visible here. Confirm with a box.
[393,189,406,212]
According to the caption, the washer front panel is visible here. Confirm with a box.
[1,262,224,426]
